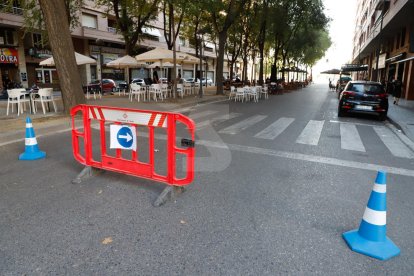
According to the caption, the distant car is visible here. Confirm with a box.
[186,78,198,84]
[83,79,117,93]
[114,80,128,91]
[336,76,352,96]
[158,77,169,84]
[201,77,214,86]
[131,78,146,86]
[338,80,388,121]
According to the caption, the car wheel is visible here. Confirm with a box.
[379,112,387,121]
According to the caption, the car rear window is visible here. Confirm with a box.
[347,83,384,94]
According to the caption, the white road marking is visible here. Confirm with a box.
[197,113,241,129]
[296,120,325,145]
[0,127,72,147]
[219,115,267,135]
[374,126,414,159]
[188,110,218,120]
[254,117,295,140]
[340,123,366,152]
[196,140,414,177]
[330,120,383,127]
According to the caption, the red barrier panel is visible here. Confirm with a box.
[70,104,195,186]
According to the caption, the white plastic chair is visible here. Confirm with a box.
[129,83,146,102]
[161,83,170,98]
[235,87,245,102]
[258,86,269,99]
[247,86,259,102]
[176,84,184,98]
[183,83,192,95]
[7,88,30,116]
[228,86,236,100]
[33,88,57,114]
[149,84,163,101]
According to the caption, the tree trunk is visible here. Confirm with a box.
[216,31,227,95]
[39,0,85,114]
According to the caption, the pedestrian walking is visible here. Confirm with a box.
[153,67,160,84]
[386,78,394,95]
[393,79,403,105]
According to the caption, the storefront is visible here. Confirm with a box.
[0,47,19,91]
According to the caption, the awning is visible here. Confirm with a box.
[386,52,405,63]
[341,64,368,72]
[142,27,161,37]
[390,55,414,64]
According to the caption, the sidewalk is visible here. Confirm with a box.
[387,96,414,142]
[0,87,228,145]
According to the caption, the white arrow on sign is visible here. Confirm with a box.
[110,125,137,150]
[118,133,132,142]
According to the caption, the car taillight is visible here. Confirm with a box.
[376,93,387,99]
[342,91,355,96]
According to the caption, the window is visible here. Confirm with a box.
[33,33,43,48]
[0,29,15,45]
[179,37,186,46]
[35,68,57,84]
[82,13,97,29]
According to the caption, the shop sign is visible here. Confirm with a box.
[0,48,18,64]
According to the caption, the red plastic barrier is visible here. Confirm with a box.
[70,104,195,186]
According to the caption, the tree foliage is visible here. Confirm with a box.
[95,0,160,55]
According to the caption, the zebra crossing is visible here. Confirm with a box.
[188,110,414,159]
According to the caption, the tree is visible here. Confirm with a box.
[201,0,249,95]
[38,0,85,113]
[96,0,160,55]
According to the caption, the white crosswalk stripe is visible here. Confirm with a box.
[197,113,242,129]
[373,126,414,158]
[254,117,295,140]
[219,115,267,135]
[188,110,218,120]
[296,120,325,145]
[340,123,366,152]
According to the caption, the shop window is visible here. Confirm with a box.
[0,29,15,45]
[35,68,57,84]
[33,33,43,48]
[82,13,98,29]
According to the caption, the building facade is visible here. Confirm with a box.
[0,1,234,91]
[352,0,414,100]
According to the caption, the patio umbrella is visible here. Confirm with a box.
[106,55,146,83]
[106,55,146,69]
[135,47,188,63]
[320,68,341,75]
[147,61,181,68]
[39,52,96,66]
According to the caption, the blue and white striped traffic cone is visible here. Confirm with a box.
[19,117,46,160]
[342,171,400,260]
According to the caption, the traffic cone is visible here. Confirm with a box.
[19,117,46,160]
[342,171,400,260]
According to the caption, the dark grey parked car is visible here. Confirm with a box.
[338,81,388,120]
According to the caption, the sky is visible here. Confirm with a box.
[313,0,358,81]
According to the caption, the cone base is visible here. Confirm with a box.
[343,229,400,260]
[19,150,46,160]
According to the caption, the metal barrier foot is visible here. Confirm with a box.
[72,166,102,184]
[153,186,186,207]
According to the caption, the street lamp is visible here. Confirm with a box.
[374,0,386,81]
[197,30,205,98]
[96,39,104,93]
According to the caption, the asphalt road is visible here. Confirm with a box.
[1,83,414,274]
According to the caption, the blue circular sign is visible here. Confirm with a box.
[117,127,133,148]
